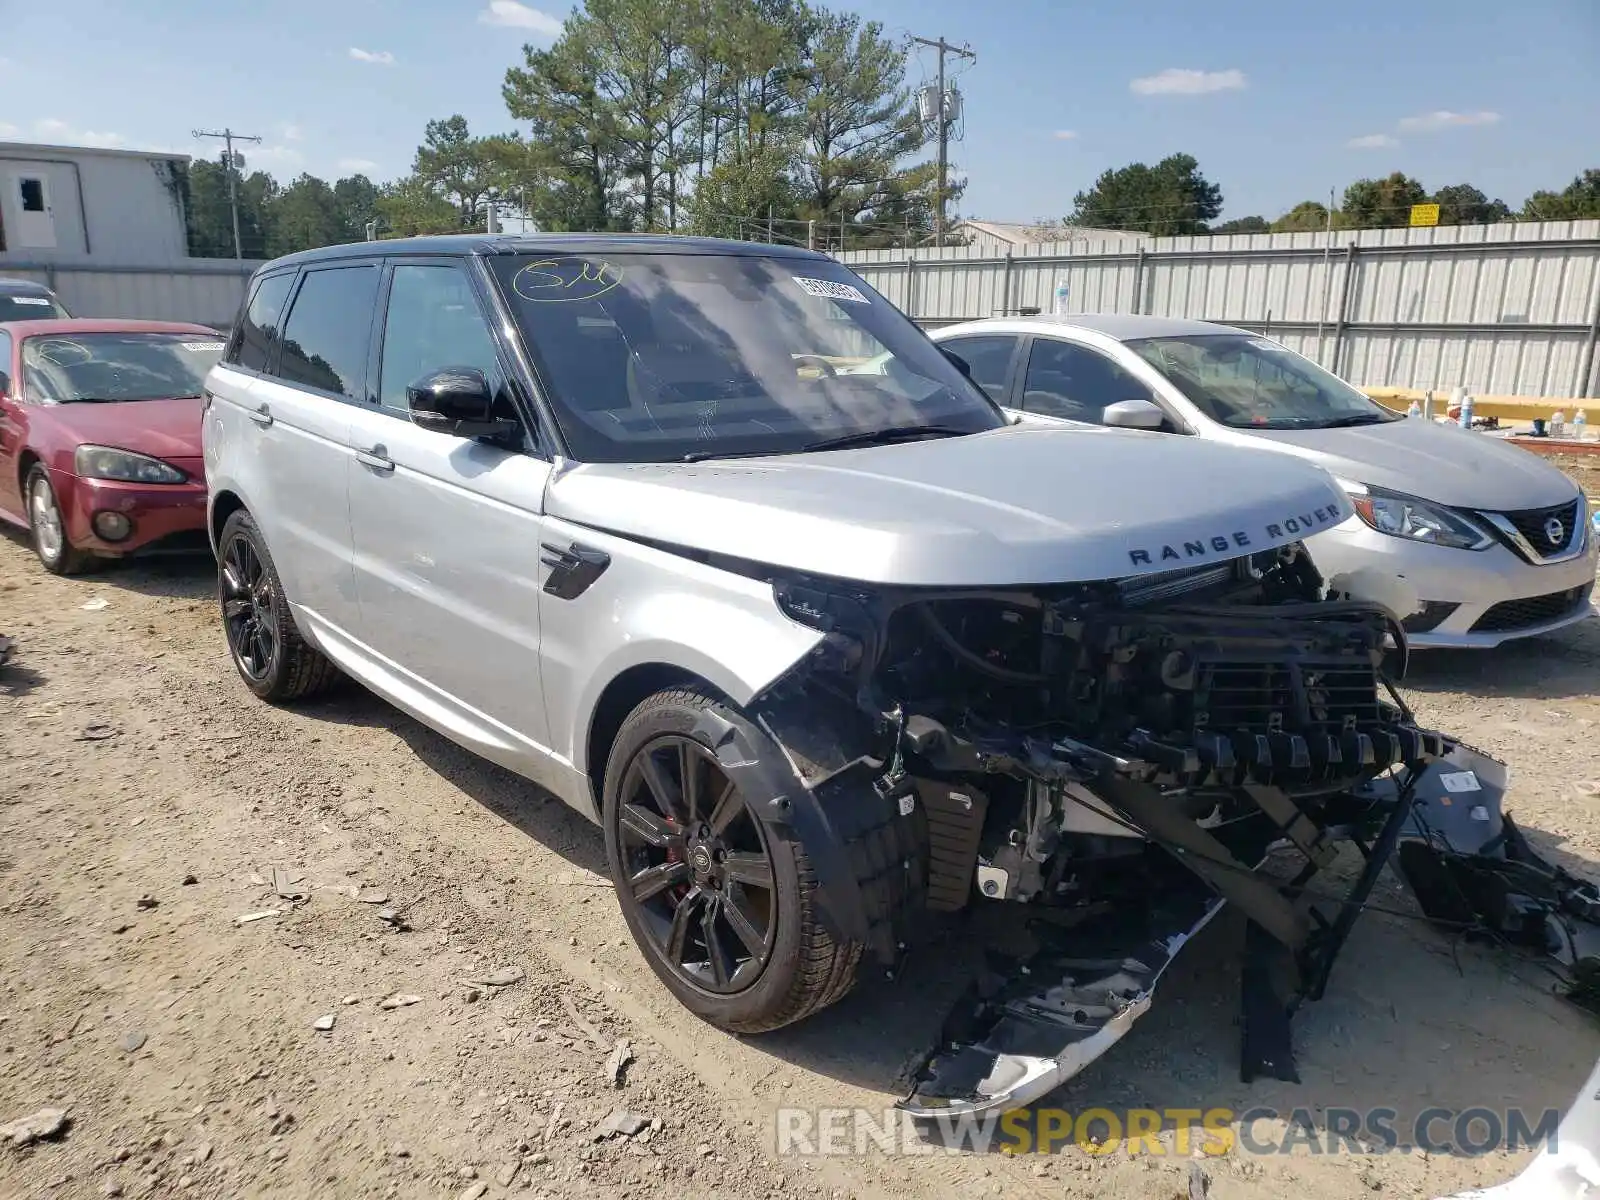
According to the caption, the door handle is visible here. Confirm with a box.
[355,446,394,472]
[248,404,273,428]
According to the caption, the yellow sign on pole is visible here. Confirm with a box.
[1409,203,1440,227]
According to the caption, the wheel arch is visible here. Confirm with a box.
[209,488,247,555]
[584,662,720,810]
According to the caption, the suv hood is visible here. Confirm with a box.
[1230,417,1578,511]
[546,424,1351,587]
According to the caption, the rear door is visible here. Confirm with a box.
[214,264,377,640]
[0,329,22,519]
[343,256,557,775]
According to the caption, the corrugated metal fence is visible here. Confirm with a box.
[837,220,1600,399]
[1,258,260,329]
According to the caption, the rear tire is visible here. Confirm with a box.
[602,685,863,1033]
[217,509,339,702]
[25,466,97,576]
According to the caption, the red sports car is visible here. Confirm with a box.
[0,318,226,574]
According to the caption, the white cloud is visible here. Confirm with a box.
[245,143,305,170]
[282,124,304,142]
[33,118,124,148]
[1051,130,1079,141]
[338,157,379,173]
[0,121,17,138]
[478,0,563,36]
[349,47,396,65]
[1347,133,1400,149]
[1130,68,1246,96]
[1396,110,1500,133]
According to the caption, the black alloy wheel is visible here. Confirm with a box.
[614,734,778,995]
[221,529,278,684]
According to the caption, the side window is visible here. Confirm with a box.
[0,331,11,390]
[276,266,380,400]
[377,263,503,413]
[1021,339,1154,424]
[939,335,1017,401]
[227,272,296,373]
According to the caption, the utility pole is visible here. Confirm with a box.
[192,128,262,260]
[912,35,975,248]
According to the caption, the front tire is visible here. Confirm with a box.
[602,685,862,1033]
[217,509,339,702]
[25,465,96,575]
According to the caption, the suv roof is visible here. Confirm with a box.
[261,233,824,273]
[0,277,56,295]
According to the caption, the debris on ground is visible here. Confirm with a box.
[312,1015,335,1032]
[494,1158,519,1186]
[1188,1161,1210,1199]
[605,1038,634,1087]
[467,966,524,988]
[234,910,281,927]
[0,634,14,668]
[375,907,411,931]
[594,1109,650,1140]
[561,991,608,1049]
[180,874,198,886]
[354,888,389,904]
[269,868,306,901]
[457,1183,488,1200]
[340,995,359,1006]
[79,597,109,612]
[1,1107,69,1148]
[135,895,158,910]
[119,1031,146,1053]
[379,994,422,1011]
[74,723,117,742]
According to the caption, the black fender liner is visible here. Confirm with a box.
[691,703,920,965]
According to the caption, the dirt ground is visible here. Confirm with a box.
[2,468,1598,1200]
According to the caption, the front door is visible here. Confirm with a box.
[344,258,556,778]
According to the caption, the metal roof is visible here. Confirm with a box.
[260,233,825,272]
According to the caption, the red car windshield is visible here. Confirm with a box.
[22,332,226,404]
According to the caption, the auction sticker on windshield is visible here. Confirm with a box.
[793,277,869,304]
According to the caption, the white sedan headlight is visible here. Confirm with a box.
[75,445,188,484]
[1336,479,1492,551]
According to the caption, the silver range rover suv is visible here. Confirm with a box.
[201,235,1485,1116]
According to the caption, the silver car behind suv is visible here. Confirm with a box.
[203,235,1473,1115]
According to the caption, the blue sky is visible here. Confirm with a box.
[0,0,1594,222]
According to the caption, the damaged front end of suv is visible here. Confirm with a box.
[740,535,1458,1115]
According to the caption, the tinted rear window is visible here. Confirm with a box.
[275,266,379,399]
[229,272,296,373]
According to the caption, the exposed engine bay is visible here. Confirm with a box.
[743,541,1600,1116]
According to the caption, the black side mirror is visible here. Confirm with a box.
[407,367,519,443]
[939,347,972,378]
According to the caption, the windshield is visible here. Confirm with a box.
[0,292,68,322]
[488,252,1002,462]
[1127,333,1398,430]
[22,332,226,404]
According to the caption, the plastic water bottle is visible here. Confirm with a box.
[1458,393,1474,428]
[1406,398,1422,418]
[1574,409,1588,441]
[1053,278,1070,315]
[1552,410,1567,438]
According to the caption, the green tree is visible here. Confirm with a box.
[1270,200,1343,233]
[1212,215,1270,234]
[374,175,461,237]
[1521,169,1600,220]
[1341,173,1427,228]
[332,175,381,242]
[1430,183,1510,225]
[184,158,275,258]
[793,10,929,240]
[687,143,799,238]
[414,115,505,227]
[266,174,342,257]
[1068,153,1222,236]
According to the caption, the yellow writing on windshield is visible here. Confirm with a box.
[512,257,624,303]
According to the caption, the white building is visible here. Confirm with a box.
[947,219,1151,254]
[0,141,192,265]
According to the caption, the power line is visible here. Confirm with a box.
[910,34,975,249]
[193,127,263,260]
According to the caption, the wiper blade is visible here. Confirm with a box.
[797,424,970,453]
[1319,414,1390,428]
